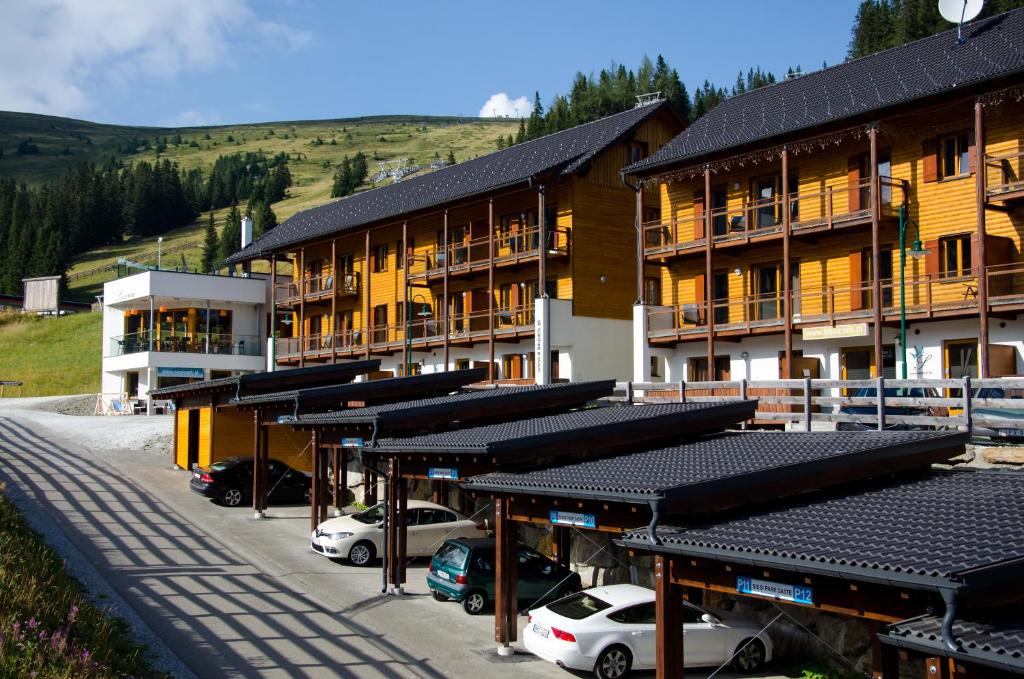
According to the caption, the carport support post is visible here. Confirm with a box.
[333,448,345,515]
[494,496,518,656]
[252,410,265,519]
[310,430,320,533]
[386,459,406,595]
[553,525,571,570]
[871,635,900,679]
[397,473,408,590]
[318,445,329,525]
[431,480,449,508]
[655,554,684,679]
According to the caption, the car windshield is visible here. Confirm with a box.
[547,592,612,620]
[434,542,469,570]
[352,503,385,524]
[210,457,243,471]
[854,387,929,398]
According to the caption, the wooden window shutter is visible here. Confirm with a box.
[847,156,862,211]
[922,139,939,183]
[967,130,977,175]
[694,273,706,323]
[693,191,705,239]
[849,251,863,310]
[924,239,940,276]
[510,282,520,309]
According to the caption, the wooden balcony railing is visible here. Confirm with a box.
[643,176,907,257]
[985,149,1024,201]
[407,226,570,279]
[275,305,537,360]
[275,273,359,307]
[647,263,1024,340]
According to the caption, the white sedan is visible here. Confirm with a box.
[310,499,486,566]
[524,583,773,678]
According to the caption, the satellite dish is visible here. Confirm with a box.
[939,0,984,43]
[939,0,984,23]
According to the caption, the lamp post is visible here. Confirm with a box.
[405,293,432,376]
[157,237,164,270]
[898,204,928,379]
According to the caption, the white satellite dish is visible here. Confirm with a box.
[939,0,984,43]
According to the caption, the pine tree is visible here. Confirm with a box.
[252,201,277,238]
[515,118,526,144]
[526,91,545,139]
[202,210,218,273]
[217,203,241,264]
[446,149,456,165]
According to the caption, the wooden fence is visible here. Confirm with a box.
[611,377,1024,433]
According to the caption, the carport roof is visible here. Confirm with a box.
[149,359,381,399]
[881,614,1024,675]
[231,368,488,409]
[617,468,1024,592]
[462,431,968,509]
[280,380,615,432]
[368,401,756,459]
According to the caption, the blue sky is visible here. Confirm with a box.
[1,1,862,127]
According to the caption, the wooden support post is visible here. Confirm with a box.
[270,257,277,341]
[962,375,973,434]
[298,247,306,368]
[926,656,952,679]
[364,231,371,360]
[804,376,813,431]
[871,636,900,679]
[386,459,400,591]
[332,448,344,511]
[331,239,338,364]
[538,184,547,296]
[877,375,886,431]
[396,474,408,589]
[636,186,644,302]
[319,445,329,525]
[655,554,684,679]
[252,410,263,517]
[553,525,571,570]
[494,496,518,653]
[310,430,320,533]
[782,146,793,378]
[870,126,883,378]
[443,210,450,372]
[259,423,269,512]
[488,199,495,382]
[402,221,408,375]
[704,167,715,374]
[975,100,990,378]
[431,480,449,508]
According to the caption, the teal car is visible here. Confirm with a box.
[427,537,582,615]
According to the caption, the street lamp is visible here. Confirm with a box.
[405,293,432,376]
[157,237,164,270]
[898,204,928,378]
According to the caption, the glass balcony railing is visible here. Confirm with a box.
[108,332,263,357]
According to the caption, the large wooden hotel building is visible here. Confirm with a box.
[227,103,682,381]
[626,11,1024,384]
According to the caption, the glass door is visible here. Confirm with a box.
[753,265,780,320]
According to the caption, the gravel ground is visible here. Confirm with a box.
[30,394,98,417]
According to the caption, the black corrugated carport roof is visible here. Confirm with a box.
[617,468,1024,592]
[149,359,382,399]
[881,614,1024,675]
[463,430,968,510]
[280,380,615,433]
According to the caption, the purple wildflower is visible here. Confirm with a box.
[67,606,79,624]
[27,618,37,630]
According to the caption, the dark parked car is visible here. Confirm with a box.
[972,387,1024,442]
[837,387,942,431]
[427,537,582,615]
[189,456,311,507]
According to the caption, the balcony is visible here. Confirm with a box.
[646,263,1024,343]
[275,273,360,307]
[274,305,536,362]
[108,332,263,357]
[985,149,1024,203]
[407,226,570,281]
[643,177,906,259]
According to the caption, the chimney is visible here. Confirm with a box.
[241,215,254,249]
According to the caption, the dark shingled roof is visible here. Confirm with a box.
[626,9,1024,175]
[618,469,1024,591]
[149,360,381,399]
[882,615,1024,675]
[231,368,487,407]
[462,431,967,507]
[226,102,673,264]
[281,380,615,430]
[369,401,756,456]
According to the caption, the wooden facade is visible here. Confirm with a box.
[636,88,1024,378]
[271,108,683,378]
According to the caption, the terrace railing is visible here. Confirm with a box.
[985,149,1024,200]
[109,332,262,357]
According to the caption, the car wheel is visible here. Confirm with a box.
[731,638,766,674]
[303,487,312,504]
[431,590,448,602]
[348,541,376,566]
[221,488,243,507]
[462,589,487,615]
[594,645,632,679]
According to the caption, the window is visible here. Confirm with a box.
[650,355,663,379]
[688,356,730,381]
[455,358,470,370]
[372,304,388,343]
[711,185,728,236]
[545,279,559,299]
[860,247,893,309]
[712,271,729,324]
[338,253,354,276]
[643,277,661,306]
[626,141,649,165]
[941,133,971,179]
[940,234,971,278]
[372,244,389,272]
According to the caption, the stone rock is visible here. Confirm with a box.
[982,446,1024,465]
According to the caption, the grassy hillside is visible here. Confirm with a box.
[0,312,101,396]
[0,111,518,300]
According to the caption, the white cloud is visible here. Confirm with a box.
[159,110,221,128]
[0,0,312,117]
[478,93,530,119]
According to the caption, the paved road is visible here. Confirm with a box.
[0,410,784,679]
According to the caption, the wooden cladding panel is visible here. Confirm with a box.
[198,406,213,468]
[174,409,190,469]
[571,179,637,320]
